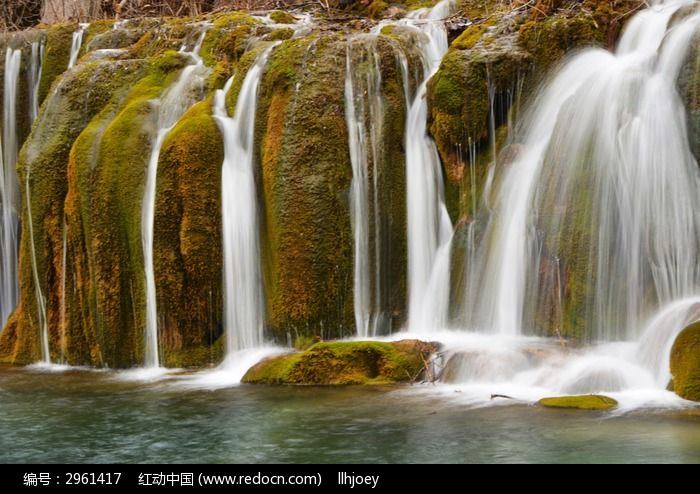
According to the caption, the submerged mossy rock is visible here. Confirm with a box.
[538,394,618,410]
[670,322,700,402]
[242,340,439,385]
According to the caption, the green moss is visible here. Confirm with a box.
[36,52,185,367]
[378,25,425,91]
[164,334,225,369]
[528,113,601,341]
[406,0,438,9]
[427,44,528,222]
[252,33,406,341]
[81,20,115,53]
[76,53,188,367]
[369,1,390,19]
[207,61,232,91]
[129,31,154,58]
[225,42,269,113]
[365,0,437,15]
[270,11,297,24]
[38,22,76,105]
[518,12,606,70]
[670,322,700,402]
[125,20,200,60]
[294,335,318,351]
[266,28,295,42]
[452,24,488,50]
[149,49,188,74]
[154,99,225,367]
[538,395,618,410]
[0,59,146,365]
[242,340,439,385]
[200,12,258,67]
[458,0,507,19]
[255,35,357,341]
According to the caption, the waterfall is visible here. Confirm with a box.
[213,44,275,357]
[67,24,88,69]
[344,37,385,338]
[60,219,68,363]
[394,1,455,332]
[27,40,50,362]
[142,30,210,368]
[1,48,22,330]
[26,164,50,363]
[28,41,44,123]
[461,0,700,340]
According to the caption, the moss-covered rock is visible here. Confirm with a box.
[364,0,439,18]
[269,10,297,24]
[452,24,488,50]
[153,100,225,368]
[200,12,259,68]
[242,339,439,385]
[256,35,356,342]
[538,394,618,410]
[265,28,295,42]
[670,322,700,402]
[346,35,411,334]
[369,0,391,19]
[62,54,188,367]
[458,0,509,19]
[0,58,147,365]
[38,22,76,105]
[427,32,530,221]
[81,21,115,53]
[85,25,144,52]
[517,0,637,72]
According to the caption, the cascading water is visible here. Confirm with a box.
[26,40,51,363]
[142,29,210,368]
[392,0,455,332]
[345,37,385,338]
[461,0,700,341]
[60,220,68,363]
[1,48,22,330]
[28,41,44,123]
[213,44,276,358]
[67,24,87,69]
[26,160,50,364]
[426,0,700,407]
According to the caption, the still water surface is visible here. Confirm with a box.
[1,365,699,463]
